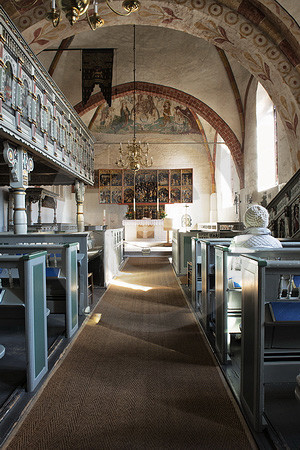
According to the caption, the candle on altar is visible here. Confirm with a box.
[52,0,56,8]
[133,198,136,212]
[157,196,159,212]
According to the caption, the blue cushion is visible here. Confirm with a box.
[270,301,300,322]
[293,276,300,288]
[46,267,60,278]
[228,277,241,289]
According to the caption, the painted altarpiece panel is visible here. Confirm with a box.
[97,168,193,205]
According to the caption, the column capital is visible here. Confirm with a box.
[74,179,85,203]
[3,142,34,188]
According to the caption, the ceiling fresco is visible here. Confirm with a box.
[90,94,199,134]
[2,0,300,177]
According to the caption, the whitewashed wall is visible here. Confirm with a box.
[84,133,211,229]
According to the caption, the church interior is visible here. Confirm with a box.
[0,0,300,448]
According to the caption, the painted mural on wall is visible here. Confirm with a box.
[91,94,199,134]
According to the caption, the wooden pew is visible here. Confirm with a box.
[198,238,232,333]
[0,243,79,339]
[0,252,48,392]
[214,245,300,365]
[172,230,202,277]
[191,237,202,311]
[240,255,300,432]
[0,233,88,315]
[103,228,124,287]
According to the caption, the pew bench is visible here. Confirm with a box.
[0,243,79,339]
[191,237,202,311]
[214,246,300,364]
[240,255,300,432]
[198,238,232,333]
[0,252,48,392]
[197,236,248,331]
[0,233,89,315]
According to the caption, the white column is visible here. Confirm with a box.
[75,180,85,232]
[13,188,27,234]
[3,143,34,234]
[210,192,217,223]
[77,201,84,232]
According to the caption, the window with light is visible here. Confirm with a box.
[256,83,277,191]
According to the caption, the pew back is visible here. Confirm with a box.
[0,243,78,338]
[215,246,300,364]
[199,239,232,332]
[241,255,300,432]
[0,251,48,392]
[0,233,88,314]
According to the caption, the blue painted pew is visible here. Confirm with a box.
[0,243,79,339]
[240,255,300,432]
[0,252,48,392]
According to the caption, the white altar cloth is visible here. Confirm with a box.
[122,219,166,241]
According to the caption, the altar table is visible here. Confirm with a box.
[122,219,167,241]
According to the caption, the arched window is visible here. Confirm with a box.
[256,83,277,191]
[216,143,234,209]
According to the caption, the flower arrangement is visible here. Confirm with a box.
[159,211,167,219]
[125,210,134,219]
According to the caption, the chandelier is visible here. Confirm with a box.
[47,0,140,30]
[116,26,153,172]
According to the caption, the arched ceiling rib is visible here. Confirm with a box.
[215,46,245,148]
[4,0,300,170]
[75,81,244,185]
[192,111,216,194]
[48,35,75,77]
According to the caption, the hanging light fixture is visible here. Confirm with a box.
[116,25,153,172]
[47,0,140,30]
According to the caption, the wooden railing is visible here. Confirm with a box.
[0,7,94,186]
[267,169,300,239]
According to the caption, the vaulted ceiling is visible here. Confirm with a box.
[2,0,300,185]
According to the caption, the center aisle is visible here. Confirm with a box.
[4,257,256,449]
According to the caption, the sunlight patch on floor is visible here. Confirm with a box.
[110,279,152,292]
